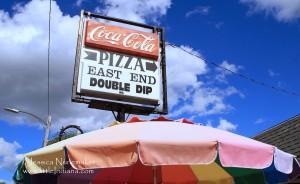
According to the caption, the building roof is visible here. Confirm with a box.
[254,114,300,159]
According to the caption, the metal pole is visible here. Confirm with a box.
[116,109,125,122]
[153,166,157,184]
[42,115,51,147]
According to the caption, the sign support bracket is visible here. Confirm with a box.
[112,109,126,122]
[116,109,125,122]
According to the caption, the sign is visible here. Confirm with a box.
[72,11,168,115]
[78,48,160,104]
[85,21,159,60]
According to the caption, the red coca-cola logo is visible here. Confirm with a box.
[84,21,159,60]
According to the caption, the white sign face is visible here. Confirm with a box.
[77,48,161,104]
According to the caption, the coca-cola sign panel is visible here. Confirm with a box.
[85,21,159,60]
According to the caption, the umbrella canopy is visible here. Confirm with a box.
[15,116,299,184]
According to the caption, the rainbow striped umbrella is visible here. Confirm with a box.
[86,159,296,184]
[14,117,299,184]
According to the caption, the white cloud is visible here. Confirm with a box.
[277,81,284,88]
[268,69,279,77]
[97,0,171,23]
[75,0,86,7]
[217,118,238,131]
[170,85,241,118]
[215,22,224,29]
[0,138,23,171]
[52,115,110,131]
[185,6,210,18]
[240,0,300,22]
[0,179,13,184]
[0,180,14,184]
[205,120,213,127]
[215,60,242,83]
[166,45,207,108]
[255,118,265,124]
[204,118,238,131]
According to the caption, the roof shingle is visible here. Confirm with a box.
[254,115,300,159]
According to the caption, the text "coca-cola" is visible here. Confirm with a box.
[85,21,159,60]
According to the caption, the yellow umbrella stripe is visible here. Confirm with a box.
[191,162,234,184]
[25,142,66,174]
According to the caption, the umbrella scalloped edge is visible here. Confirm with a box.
[274,147,295,174]
[20,118,297,176]
[218,141,274,169]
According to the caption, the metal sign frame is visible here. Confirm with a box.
[72,10,168,115]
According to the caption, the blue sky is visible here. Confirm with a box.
[1,0,300,182]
